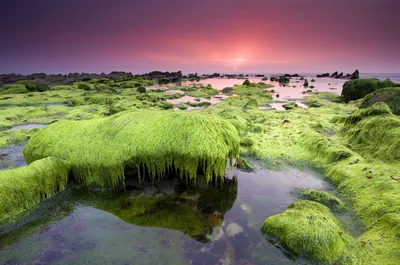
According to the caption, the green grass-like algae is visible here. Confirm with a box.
[0,157,71,223]
[262,200,351,263]
[23,110,240,188]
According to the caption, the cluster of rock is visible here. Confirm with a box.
[0,71,183,86]
[317,70,359,80]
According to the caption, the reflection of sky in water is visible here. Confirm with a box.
[1,161,337,265]
[151,77,346,106]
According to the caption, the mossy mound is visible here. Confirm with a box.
[341,78,395,103]
[0,84,29,95]
[300,189,346,211]
[0,157,71,223]
[360,87,400,115]
[341,103,400,162]
[262,200,350,263]
[24,110,240,188]
[243,99,258,110]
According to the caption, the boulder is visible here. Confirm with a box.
[341,78,396,102]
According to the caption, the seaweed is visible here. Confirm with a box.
[24,110,240,188]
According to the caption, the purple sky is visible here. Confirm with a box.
[1,0,399,74]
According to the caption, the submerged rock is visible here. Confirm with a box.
[262,200,350,263]
[240,204,253,214]
[226,222,244,237]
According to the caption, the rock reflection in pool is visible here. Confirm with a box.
[0,160,336,265]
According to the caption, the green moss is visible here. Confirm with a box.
[341,78,395,103]
[0,157,71,223]
[240,137,254,147]
[341,103,400,162]
[24,110,240,188]
[360,87,400,115]
[177,103,188,110]
[243,99,258,110]
[282,102,298,110]
[235,157,253,171]
[262,200,351,263]
[187,87,218,98]
[300,189,346,211]
[0,84,29,95]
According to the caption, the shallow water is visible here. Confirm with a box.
[162,77,344,102]
[0,143,26,170]
[9,123,47,131]
[0,159,350,265]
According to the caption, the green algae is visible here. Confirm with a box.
[0,84,29,95]
[360,87,400,115]
[0,157,71,223]
[341,103,400,162]
[341,78,395,103]
[300,189,346,211]
[24,110,240,188]
[262,200,351,263]
[282,102,298,110]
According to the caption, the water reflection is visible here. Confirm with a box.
[1,160,347,265]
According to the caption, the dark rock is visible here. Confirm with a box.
[255,74,265,77]
[335,72,344,79]
[341,78,396,103]
[330,72,338,78]
[350,69,359,80]
[317,73,330,78]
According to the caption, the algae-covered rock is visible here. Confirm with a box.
[240,137,254,147]
[243,99,258,110]
[341,103,400,161]
[0,157,71,223]
[341,78,395,103]
[300,189,346,211]
[235,157,253,171]
[282,102,298,110]
[262,200,350,263]
[24,110,240,188]
[360,87,400,115]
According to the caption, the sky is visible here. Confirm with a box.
[0,0,399,74]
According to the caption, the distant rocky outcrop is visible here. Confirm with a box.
[0,71,182,87]
[316,70,359,80]
[283,74,300,78]
[350,70,359,80]
[317,73,330,78]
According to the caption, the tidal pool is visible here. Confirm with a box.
[9,124,47,131]
[0,144,26,170]
[0,158,360,265]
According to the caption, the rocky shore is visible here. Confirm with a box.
[0,71,183,87]
[317,69,359,79]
